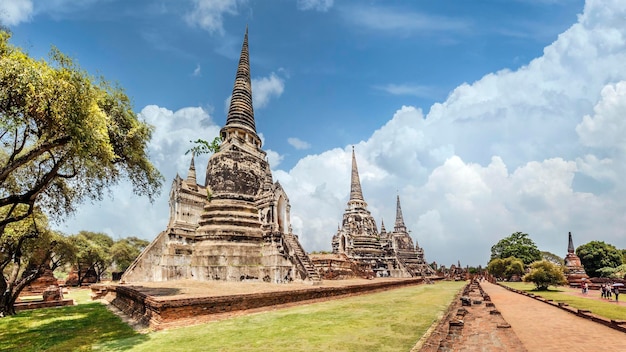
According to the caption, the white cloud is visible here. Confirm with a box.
[192,64,202,77]
[0,0,110,26]
[576,81,626,151]
[287,137,311,150]
[224,71,286,112]
[57,105,221,239]
[297,0,333,12]
[340,5,470,34]
[0,0,34,26]
[185,0,243,34]
[252,72,285,108]
[374,84,435,98]
[272,0,626,265]
[266,149,284,168]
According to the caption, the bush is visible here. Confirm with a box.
[523,260,567,290]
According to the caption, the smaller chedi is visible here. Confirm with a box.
[563,231,588,286]
[313,148,433,279]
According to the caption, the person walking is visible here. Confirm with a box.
[614,286,620,302]
[601,284,606,299]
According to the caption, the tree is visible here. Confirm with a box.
[0,30,162,315]
[69,231,113,285]
[541,251,564,266]
[0,207,74,316]
[487,257,525,280]
[597,264,626,279]
[185,137,221,156]
[110,236,149,273]
[523,260,568,290]
[576,241,623,278]
[490,232,541,266]
[0,30,162,233]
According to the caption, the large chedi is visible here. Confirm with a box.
[123,29,319,284]
[327,149,433,278]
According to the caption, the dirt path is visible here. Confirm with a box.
[481,282,625,352]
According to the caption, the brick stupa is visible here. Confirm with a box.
[563,231,588,286]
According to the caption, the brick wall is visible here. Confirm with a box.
[100,278,428,329]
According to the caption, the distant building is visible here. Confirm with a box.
[314,148,433,278]
[563,231,588,285]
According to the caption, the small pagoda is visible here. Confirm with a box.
[563,232,588,286]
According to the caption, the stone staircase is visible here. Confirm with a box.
[283,233,321,282]
[397,251,434,277]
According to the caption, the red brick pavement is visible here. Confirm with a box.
[481,282,625,352]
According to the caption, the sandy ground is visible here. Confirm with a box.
[116,277,419,300]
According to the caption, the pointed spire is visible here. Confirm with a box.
[567,231,575,253]
[349,146,365,203]
[394,194,407,233]
[380,219,386,234]
[186,153,197,187]
[225,26,256,134]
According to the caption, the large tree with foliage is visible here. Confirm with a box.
[576,241,623,278]
[0,30,162,315]
[490,232,541,266]
[487,257,525,281]
[69,231,114,285]
[0,208,74,316]
[523,260,567,290]
[0,30,162,228]
[110,236,149,273]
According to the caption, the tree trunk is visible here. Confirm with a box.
[0,289,17,316]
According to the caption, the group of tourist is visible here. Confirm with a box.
[600,283,621,302]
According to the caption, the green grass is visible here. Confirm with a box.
[501,282,626,321]
[97,281,464,352]
[0,302,141,352]
[65,287,94,305]
[0,281,464,352]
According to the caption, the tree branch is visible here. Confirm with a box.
[0,135,70,184]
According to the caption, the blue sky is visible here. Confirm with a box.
[3,0,625,267]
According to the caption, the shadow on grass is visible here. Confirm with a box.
[0,302,149,352]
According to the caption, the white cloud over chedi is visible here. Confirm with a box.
[287,137,311,150]
[297,0,333,12]
[224,72,285,112]
[185,0,242,35]
[276,0,626,265]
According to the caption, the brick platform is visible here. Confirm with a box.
[95,278,429,329]
[14,299,74,311]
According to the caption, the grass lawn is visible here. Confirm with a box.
[501,282,626,321]
[0,302,140,352]
[64,287,94,305]
[96,280,464,352]
[0,281,464,351]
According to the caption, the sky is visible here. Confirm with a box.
[2,0,626,267]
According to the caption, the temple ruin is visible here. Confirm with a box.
[313,148,433,278]
[563,231,588,286]
[122,29,319,284]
